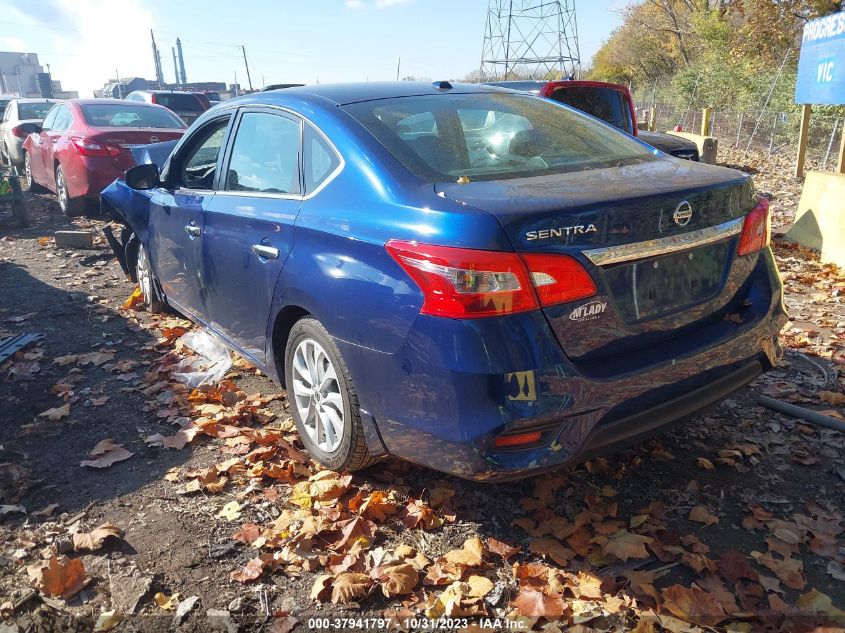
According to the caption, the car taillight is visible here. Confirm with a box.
[737,197,770,256]
[71,136,123,158]
[493,431,542,448]
[385,240,596,318]
[520,253,597,306]
[10,125,27,138]
[150,94,158,104]
[386,240,538,318]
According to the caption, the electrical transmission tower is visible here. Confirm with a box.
[479,0,580,81]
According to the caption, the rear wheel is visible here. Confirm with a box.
[55,165,84,217]
[135,241,165,313]
[285,317,374,472]
[23,152,46,193]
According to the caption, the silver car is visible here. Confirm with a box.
[0,98,57,167]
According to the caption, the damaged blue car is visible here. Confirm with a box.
[101,82,787,480]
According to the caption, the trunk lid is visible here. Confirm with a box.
[435,159,757,367]
[88,128,185,171]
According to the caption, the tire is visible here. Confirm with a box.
[134,240,166,314]
[285,317,374,472]
[23,152,46,193]
[55,165,85,217]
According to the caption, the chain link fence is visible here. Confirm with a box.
[646,103,845,170]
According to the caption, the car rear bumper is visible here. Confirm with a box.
[336,249,787,481]
[65,157,123,200]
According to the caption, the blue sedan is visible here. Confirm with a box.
[101,81,787,480]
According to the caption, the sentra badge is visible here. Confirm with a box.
[526,223,597,241]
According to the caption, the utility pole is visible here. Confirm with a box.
[396,57,401,81]
[241,45,253,92]
[115,68,123,98]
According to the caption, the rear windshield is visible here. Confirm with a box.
[81,104,186,129]
[343,93,654,183]
[19,102,55,120]
[549,87,633,134]
[154,93,205,112]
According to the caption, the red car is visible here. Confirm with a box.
[23,99,186,217]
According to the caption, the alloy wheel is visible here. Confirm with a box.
[291,338,345,453]
[56,168,68,213]
[136,244,153,305]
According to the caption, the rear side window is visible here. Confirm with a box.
[154,93,205,112]
[304,124,340,194]
[51,106,72,131]
[40,106,59,131]
[225,112,301,195]
[549,87,633,134]
[81,104,185,129]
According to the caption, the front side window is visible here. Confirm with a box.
[81,104,185,129]
[343,93,655,183]
[225,112,301,195]
[178,117,230,190]
[304,124,340,193]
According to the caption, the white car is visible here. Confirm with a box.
[1,98,57,167]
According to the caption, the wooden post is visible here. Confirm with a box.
[648,108,656,132]
[795,104,812,178]
[837,119,845,174]
[701,107,712,136]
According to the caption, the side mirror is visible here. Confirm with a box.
[20,122,41,135]
[125,163,159,190]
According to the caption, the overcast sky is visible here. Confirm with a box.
[0,0,623,97]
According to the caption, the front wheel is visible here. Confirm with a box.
[285,317,374,472]
[134,241,165,313]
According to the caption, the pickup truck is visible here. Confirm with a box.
[484,79,700,161]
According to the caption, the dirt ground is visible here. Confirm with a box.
[0,154,843,633]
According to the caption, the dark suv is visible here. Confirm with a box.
[484,80,700,161]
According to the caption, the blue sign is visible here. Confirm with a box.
[795,11,845,104]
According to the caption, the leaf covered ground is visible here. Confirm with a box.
[0,156,843,632]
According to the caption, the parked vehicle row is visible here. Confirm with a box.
[23,99,186,215]
[100,82,786,480]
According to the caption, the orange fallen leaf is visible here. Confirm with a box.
[688,505,719,526]
[80,440,133,468]
[72,523,123,551]
[27,555,88,599]
[39,403,70,421]
[331,572,371,604]
[487,537,520,561]
[512,589,567,617]
[661,584,727,626]
[443,537,485,567]
[529,537,574,566]
[378,563,418,597]
[819,390,845,406]
[603,530,652,561]
[696,457,715,470]
[230,557,265,583]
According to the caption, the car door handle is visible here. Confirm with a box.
[251,244,279,260]
[184,224,201,237]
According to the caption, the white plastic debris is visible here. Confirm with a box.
[172,330,233,387]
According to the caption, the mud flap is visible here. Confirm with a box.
[102,225,131,278]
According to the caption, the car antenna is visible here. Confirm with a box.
[432,81,453,91]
